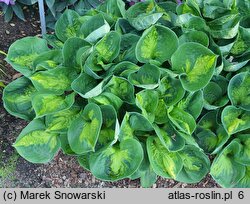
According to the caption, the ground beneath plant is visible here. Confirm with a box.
[0,8,220,188]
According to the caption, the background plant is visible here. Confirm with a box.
[2,0,250,187]
[0,0,104,28]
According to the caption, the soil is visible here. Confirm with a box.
[0,8,220,188]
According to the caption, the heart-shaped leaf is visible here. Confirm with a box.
[176,145,210,183]
[171,42,217,91]
[95,31,121,63]
[168,107,196,135]
[6,37,49,76]
[89,138,143,181]
[13,119,60,163]
[177,91,204,119]
[136,25,178,64]
[68,103,102,154]
[105,76,135,103]
[147,136,183,179]
[228,72,250,111]
[211,140,246,187]
[221,105,250,135]
[157,75,185,106]
[55,10,82,42]
[3,77,36,120]
[128,63,160,89]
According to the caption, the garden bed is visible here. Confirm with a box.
[0,8,220,188]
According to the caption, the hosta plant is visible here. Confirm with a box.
[2,0,250,187]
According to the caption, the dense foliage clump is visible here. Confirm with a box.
[2,0,250,187]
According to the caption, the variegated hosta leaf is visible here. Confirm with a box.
[126,1,163,31]
[68,103,102,154]
[221,105,250,135]
[95,31,121,63]
[136,25,178,64]
[153,123,185,152]
[30,67,77,95]
[207,14,240,39]
[177,91,203,119]
[13,119,60,163]
[104,76,135,103]
[211,140,246,187]
[157,75,185,106]
[6,37,49,76]
[33,50,62,71]
[62,37,91,69]
[55,10,83,42]
[179,30,209,47]
[171,42,217,91]
[112,61,140,78]
[230,26,250,55]
[80,14,111,44]
[195,111,229,154]
[32,92,75,118]
[90,92,123,111]
[119,112,153,141]
[228,72,250,111]
[96,105,117,150]
[45,106,81,133]
[235,134,250,166]
[3,77,36,120]
[71,73,107,98]
[136,89,159,123]
[176,145,210,183]
[97,0,126,21]
[89,138,143,181]
[128,63,161,89]
[168,107,196,135]
[147,137,183,179]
